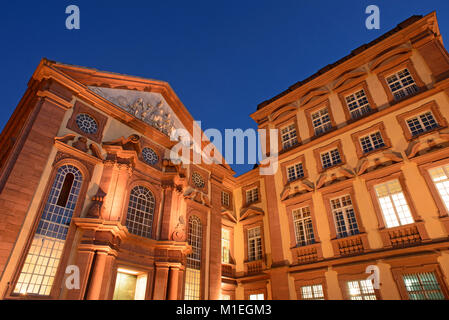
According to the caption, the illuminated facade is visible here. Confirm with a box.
[1,12,449,300]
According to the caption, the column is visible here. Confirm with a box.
[167,266,180,300]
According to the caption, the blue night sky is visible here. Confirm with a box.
[1,0,448,176]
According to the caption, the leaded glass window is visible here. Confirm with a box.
[126,186,155,239]
[14,165,83,296]
[185,216,202,300]
[330,195,360,238]
[76,113,98,134]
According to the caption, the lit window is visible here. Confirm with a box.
[320,148,342,169]
[221,229,231,264]
[347,280,377,300]
[311,108,332,136]
[246,187,259,204]
[402,272,445,300]
[113,268,148,300]
[428,165,449,213]
[14,165,83,296]
[330,195,360,238]
[406,111,439,137]
[345,89,372,119]
[280,124,298,149]
[292,207,315,246]
[287,163,304,182]
[386,68,419,101]
[374,179,414,228]
[247,227,262,261]
[221,191,230,207]
[249,293,264,300]
[142,147,159,165]
[76,113,98,134]
[185,216,202,300]
[126,186,155,239]
[359,131,385,154]
[301,284,324,300]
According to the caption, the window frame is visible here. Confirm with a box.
[279,122,300,150]
[365,171,423,230]
[313,140,346,174]
[8,157,92,300]
[391,262,449,300]
[281,154,308,186]
[351,122,391,159]
[66,100,107,143]
[337,81,377,122]
[377,59,425,104]
[322,185,367,241]
[242,181,261,207]
[396,101,448,141]
[304,100,337,139]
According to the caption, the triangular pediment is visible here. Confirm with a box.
[88,86,184,137]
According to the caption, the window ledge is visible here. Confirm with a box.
[331,233,369,257]
[291,242,323,265]
[379,222,430,248]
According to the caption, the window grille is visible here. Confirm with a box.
[374,179,414,228]
[185,216,202,300]
[14,165,83,296]
[126,186,155,239]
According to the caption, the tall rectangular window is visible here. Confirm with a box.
[428,165,449,213]
[359,131,385,154]
[247,227,262,261]
[185,216,202,300]
[345,89,371,119]
[374,179,414,228]
[301,284,324,300]
[330,195,360,238]
[246,188,259,204]
[406,111,439,136]
[292,207,315,246]
[321,148,342,169]
[14,165,83,296]
[221,229,231,264]
[347,280,377,300]
[221,191,230,207]
[386,68,419,100]
[280,124,298,149]
[402,272,445,300]
[287,163,304,182]
[311,108,332,136]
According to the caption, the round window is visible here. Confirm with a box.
[192,172,205,189]
[142,147,159,165]
[76,113,98,134]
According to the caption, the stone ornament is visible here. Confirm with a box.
[88,86,184,137]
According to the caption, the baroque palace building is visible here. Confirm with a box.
[1,12,449,300]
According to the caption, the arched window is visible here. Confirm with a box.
[126,186,155,239]
[185,215,202,300]
[14,165,83,296]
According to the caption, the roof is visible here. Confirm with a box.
[256,14,425,111]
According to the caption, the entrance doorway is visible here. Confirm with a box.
[113,268,148,300]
